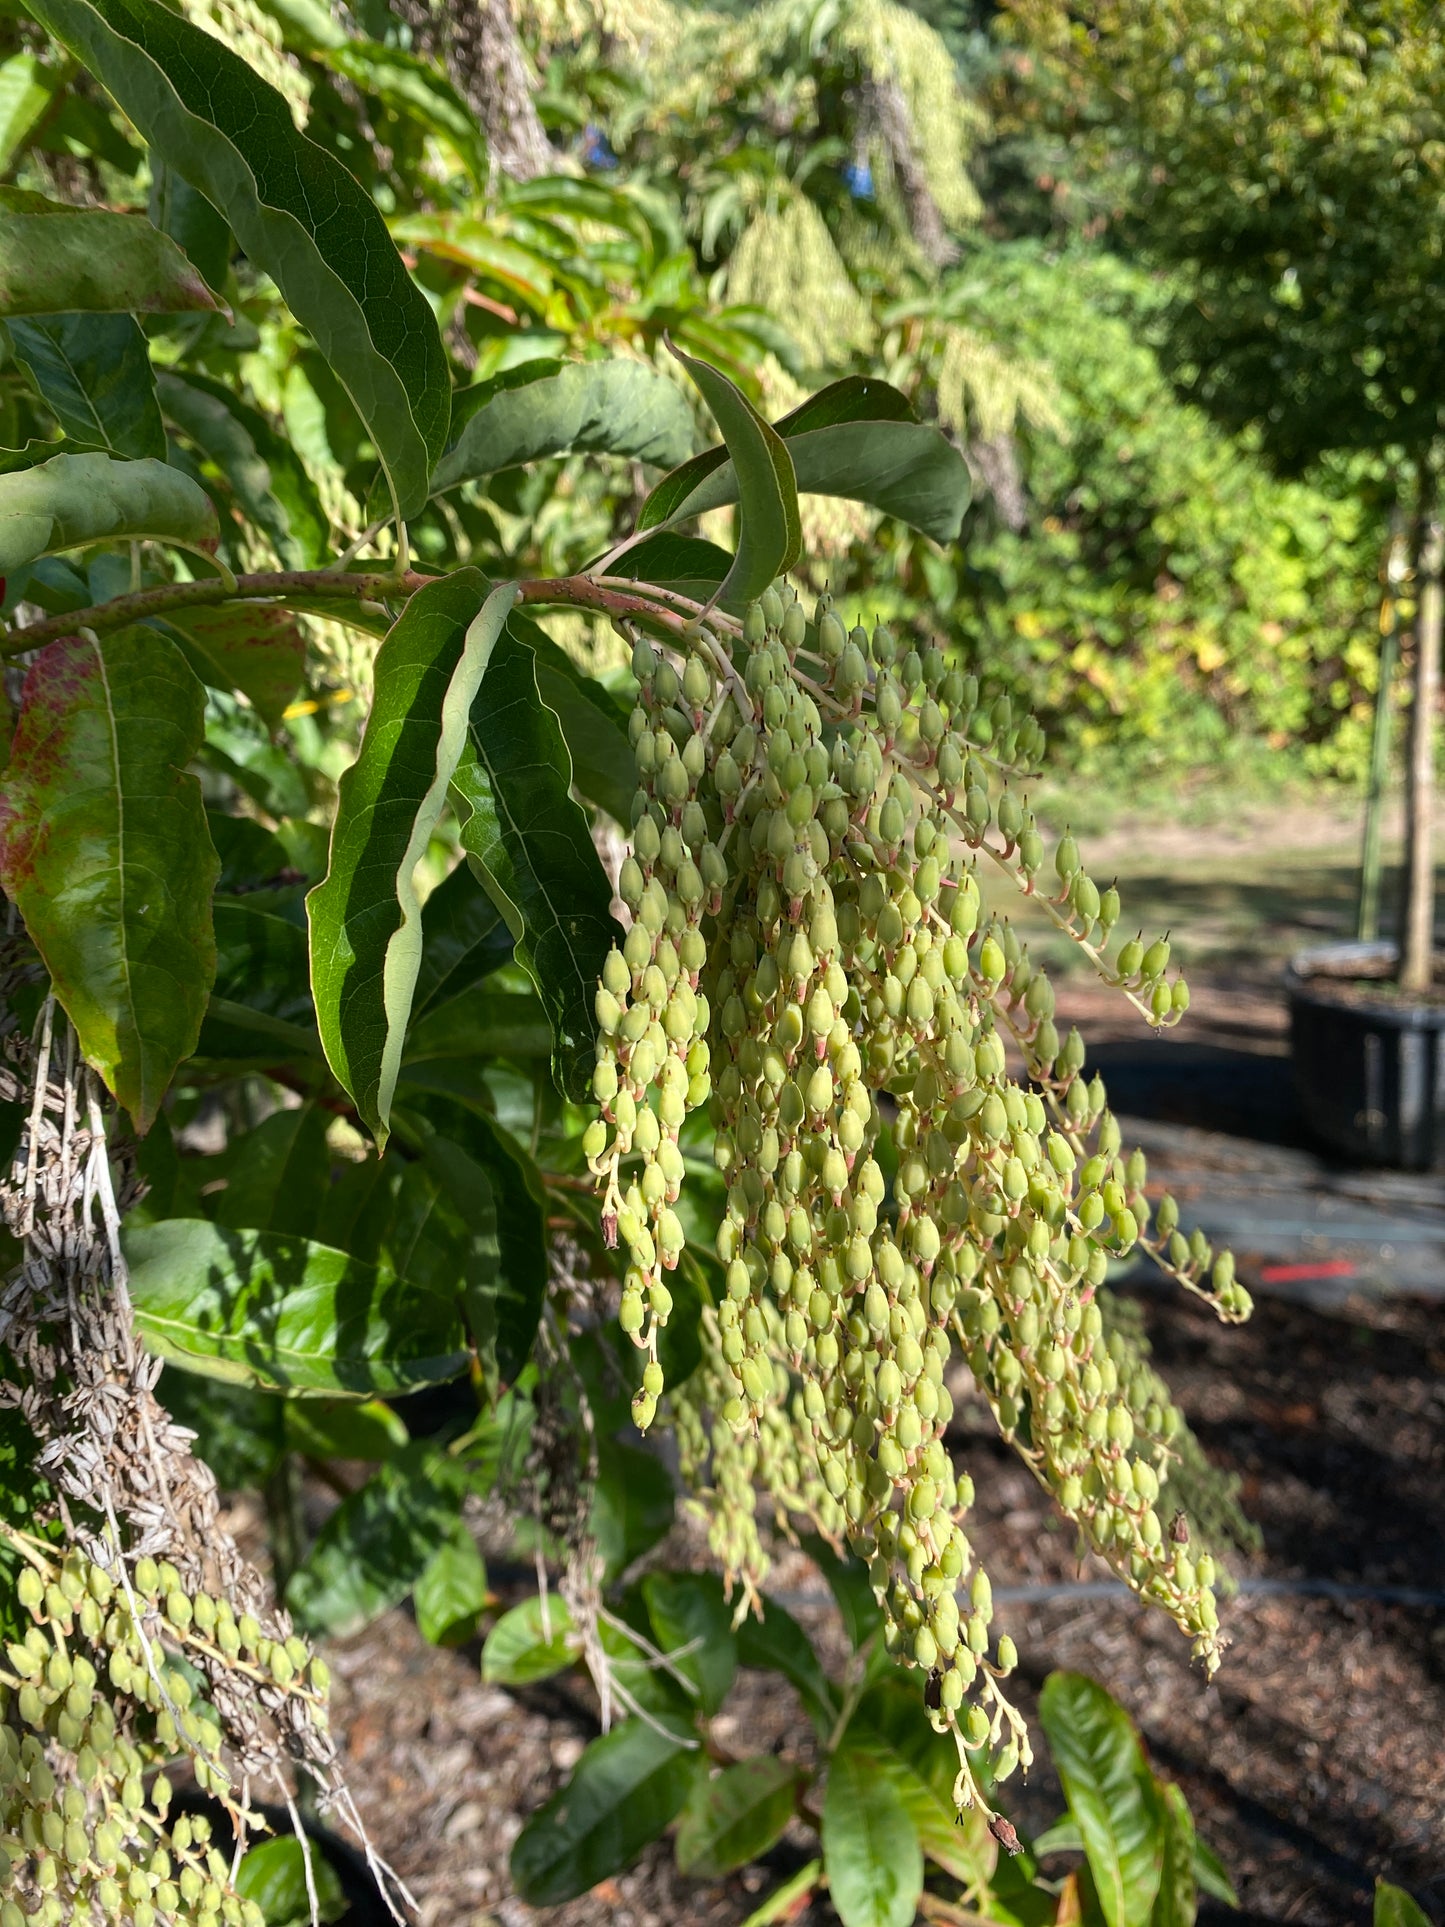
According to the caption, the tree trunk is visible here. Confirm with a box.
[1399,480,1441,994]
[392,0,556,183]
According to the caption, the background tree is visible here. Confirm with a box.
[1007,0,1445,987]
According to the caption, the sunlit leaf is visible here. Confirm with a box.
[1038,1672,1163,1927]
[0,628,216,1129]
[821,1740,923,1927]
[0,187,219,316]
[0,452,217,575]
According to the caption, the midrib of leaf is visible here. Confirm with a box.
[40,326,109,448]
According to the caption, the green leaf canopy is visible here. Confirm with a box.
[27,0,449,515]
[0,629,217,1130]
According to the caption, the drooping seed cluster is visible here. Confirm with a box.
[585,577,1252,1813]
[0,1534,330,1926]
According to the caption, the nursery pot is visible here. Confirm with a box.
[1285,939,1445,1169]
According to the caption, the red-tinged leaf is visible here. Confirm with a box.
[0,628,217,1128]
[162,600,306,730]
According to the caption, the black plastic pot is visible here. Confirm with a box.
[1285,939,1445,1170]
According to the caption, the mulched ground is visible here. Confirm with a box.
[262,964,1445,1927]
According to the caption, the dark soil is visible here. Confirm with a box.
[259,964,1445,1927]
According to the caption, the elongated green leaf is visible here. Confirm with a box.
[413,1514,488,1646]
[1375,1883,1433,1927]
[402,984,552,1067]
[207,1103,329,1237]
[734,1595,838,1735]
[454,625,620,1101]
[666,420,970,545]
[822,1741,924,1927]
[148,164,232,297]
[7,314,164,459]
[285,1442,465,1636]
[430,358,696,497]
[308,572,516,1148]
[851,1680,995,1887]
[591,1439,675,1579]
[1153,1783,1198,1927]
[28,0,449,515]
[410,859,513,1019]
[234,1837,346,1927]
[124,1218,469,1395]
[639,374,907,527]
[163,600,306,731]
[1192,1836,1236,1908]
[511,1718,697,1907]
[0,451,217,574]
[1038,1672,1163,1927]
[283,1395,406,1463]
[642,1570,736,1716]
[0,629,216,1129]
[0,57,61,176]
[482,1594,577,1686]
[516,611,634,824]
[676,1758,801,1879]
[0,188,219,316]
[398,1099,546,1384]
[211,897,314,1029]
[668,345,800,608]
[157,369,329,569]
[641,374,968,546]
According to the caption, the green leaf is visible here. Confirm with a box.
[734,1595,838,1736]
[0,451,217,575]
[0,58,62,178]
[851,1678,995,1887]
[148,163,232,297]
[6,314,164,459]
[0,188,219,317]
[821,1740,924,1927]
[607,530,732,603]
[1192,1835,1237,1908]
[482,1594,577,1686]
[206,1103,329,1238]
[234,1835,346,1927]
[666,344,800,609]
[640,375,968,547]
[1038,1672,1163,1927]
[668,419,970,546]
[0,629,217,1130]
[413,1514,488,1646]
[1375,1885,1433,1927]
[162,599,307,731]
[454,624,620,1101]
[590,1438,675,1579]
[285,1443,464,1636]
[124,1218,469,1395]
[1152,1783,1197,1927]
[410,858,513,1021]
[676,1757,801,1879]
[801,1535,880,1651]
[398,1099,547,1384]
[157,369,329,569]
[429,357,697,497]
[307,572,516,1148]
[402,983,552,1067]
[641,1570,736,1716]
[515,610,634,824]
[283,1395,407,1463]
[210,897,314,1031]
[510,1717,698,1907]
[27,0,449,515]
[740,1860,821,1927]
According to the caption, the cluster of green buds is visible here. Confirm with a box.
[586,577,1252,1814]
[0,1531,331,1925]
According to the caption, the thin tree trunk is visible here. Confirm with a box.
[392,0,556,183]
[1399,478,1441,994]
